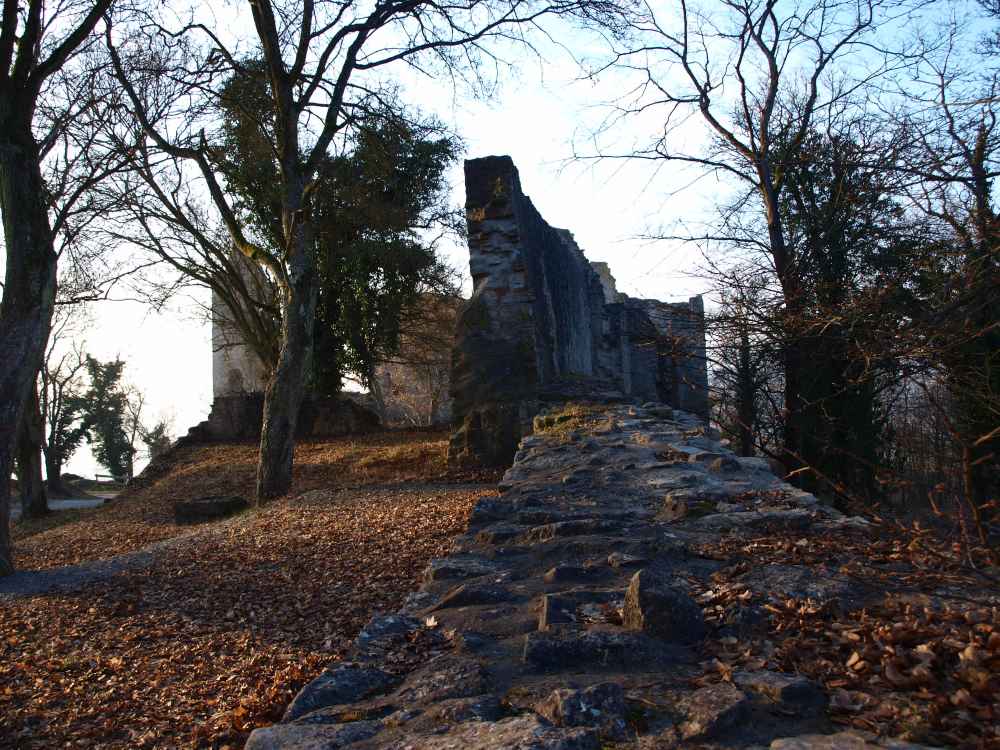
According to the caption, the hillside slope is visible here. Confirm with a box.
[11,428,486,571]
[2,430,497,748]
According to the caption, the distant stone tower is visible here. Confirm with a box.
[211,252,270,397]
[211,293,269,397]
[447,155,709,468]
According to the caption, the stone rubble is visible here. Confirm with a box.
[248,402,937,750]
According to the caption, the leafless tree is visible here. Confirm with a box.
[885,26,1000,549]
[579,0,916,478]
[0,0,125,575]
[106,0,620,501]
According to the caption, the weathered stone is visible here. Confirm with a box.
[622,569,706,643]
[539,594,578,631]
[745,565,866,608]
[607,551,647,569]
[689,451,724,464]
[522,630,684,671]
[643,404,675,419]
[688,508,819,533]
[423,556,505,583]
[476,524,527,544]
[392,655,490,705]
[282,665,394,722]
[188,392,381,444]
[410,714,600,749]
[354,615,422,653]
[543,565,595,583]
[735,456,773,473]
[447,156,708,470]
[770,731,939,749]
[734,671,827,709]
[423,694,504,724]
[680,683,750,740]
[709,456,743,473]
[535,682,628,740]
[172,495,248,524]
[245,720,383,749]
[253,402,878,750]
[660,494,689,522]
[520,519,610,543]
[538,591,621,631]
[423,583,514,612]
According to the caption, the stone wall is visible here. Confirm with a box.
[448,156,708,468]
[184,393,380,443]
[248,402,907,750]
[211,255,271,398]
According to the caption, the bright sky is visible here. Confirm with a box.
[60,27,722,478]
[54,0,977,478]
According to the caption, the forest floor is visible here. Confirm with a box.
[0,429,500,749]
[1,429,997,749]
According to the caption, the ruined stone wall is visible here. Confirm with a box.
[184,393,380,443]
[248,402,892,750]
[448,156,709,468]
[211,288,269,398]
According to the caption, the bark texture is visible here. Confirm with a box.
[255,268,317,500]
[17,388,47,518]
[0,111,59,574]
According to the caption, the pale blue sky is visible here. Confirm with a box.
[64,38,716,478]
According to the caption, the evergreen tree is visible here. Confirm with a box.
[81,357,132,479]
[212,65,459,396]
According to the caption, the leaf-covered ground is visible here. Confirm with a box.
[3,430,997,748]
[1,431,496,748]
[10,428,494,571]
[692,526,1000,748]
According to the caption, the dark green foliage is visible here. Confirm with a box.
[141,421,172,460]
[772,126,922,503]
[47,390,90,478]
[212,65,459,395]
[81,357,133,479]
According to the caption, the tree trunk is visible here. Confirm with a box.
[16,388,47,518]
[255,253,318,501]
[0,112,59,575]
[44,449,72,498]
[759,177,806,481]
[736,327,755,457]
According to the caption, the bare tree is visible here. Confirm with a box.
[40,335,90,498]
[106,0,618,501]
[580,0,916,480]
[0,0,119,575]
[887,28,1000,546]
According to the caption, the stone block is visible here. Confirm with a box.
[413,715,600,750]
[734,670,827,709]
[622,568,706,643]
[245,720,382,749]
[282,665,394,722]
[680,683,750,739]
[172,495,248,524]
[535,682,628,739]
[771,731,939,749]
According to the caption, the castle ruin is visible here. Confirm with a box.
[447,155,708,468]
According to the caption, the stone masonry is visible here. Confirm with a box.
[448,156,708,469]
[248,401,932,750]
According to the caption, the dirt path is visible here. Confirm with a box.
[0,522,222,599]
[1,483,487,600]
